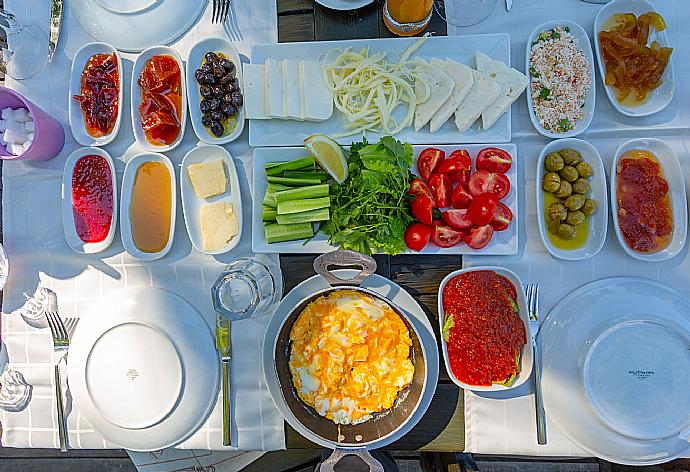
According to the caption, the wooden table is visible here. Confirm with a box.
[276,0,464,452]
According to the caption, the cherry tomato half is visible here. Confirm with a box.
[451,183,473,209]
[428,173,452,208]
[411,194,434,225]
[464,225,494,250]
[468,170,511,200]
[417,148,445,181]
[468,193,498,226]
[490,202,513,231]
[476,147,513,174]
[442,209,473,229]
[450,170,470,186]
[431,221,465,248]
[436,150,471,175]
[404,223,432,251]
[408,178,435,206]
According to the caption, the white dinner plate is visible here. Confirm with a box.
[262,269,439,450]
[249,34,511,147]
[540,277,690,465]
[593,0,674,117]
[69,287,219,451]
[68,42,123,146]
[610,138,687,261]
[71,0,206,53]
[536,138,608,261]
[180,145,243,255]
[314,0,374,10]
[252,144,518,255]
[525,20,596,138]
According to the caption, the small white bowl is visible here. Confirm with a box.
[69,42,123,146]
[186,37,245,145]
[180,145,243,255]
[120,152,177,261]
[610,138,686,261]
[594,0,674,117]
[536,138,608,261]
[526,20,596,138]
[131,46,187,152]
[438,266,533,392]
[61,147,118,254]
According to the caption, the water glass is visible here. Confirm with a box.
[444,0,497,27]
[0,10,48,80]
[211,257,277,321]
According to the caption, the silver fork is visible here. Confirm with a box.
[226,0,243,42]
[525,284,547,445]
[45,311,76,452]
[212,0,230,24]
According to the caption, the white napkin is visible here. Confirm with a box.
[0,0,284,453]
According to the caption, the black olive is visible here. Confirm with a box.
[224,82,237,93]
[222,93,234,104]
[200,85,213,98]
[194,69,205,83]
[222,104,237,117]
[210,121,224,137]
[213,85,224,97]
[200,99,212,113]
[205,52,219,64]
[230,91,243,107]
[220,58,235,73]
[219,73,233,85]
[201,113,213,127]
[208,98,221,110]
[210,111,224,121]
[201,62,213,74]
[212,64,224,77]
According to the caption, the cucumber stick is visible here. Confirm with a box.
[266,183,291,193]
[267,176,322,186]
[274,184,329,203]
[283,171,329,182]
[265,157,315,175]
[262,207,277,222]
[263,192,277,208]
[264,223,314,243]
[276,208,329,225]
[277,197,331,215]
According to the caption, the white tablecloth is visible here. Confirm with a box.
[452,0,690,458]
[0,0,285,452]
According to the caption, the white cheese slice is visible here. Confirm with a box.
[243,64,269,120]
[187,159,227,199]
[299,61,334,121]
[265,58,285,119]
[282,60,302,120]
[428,58,474,133]
[413,61,454,132]
[200,201,239,252]
[453,69,500,133]
[475,51,528,130]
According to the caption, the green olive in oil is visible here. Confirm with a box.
[543,190,590,250]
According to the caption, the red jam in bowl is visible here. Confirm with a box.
[72,155,113,243]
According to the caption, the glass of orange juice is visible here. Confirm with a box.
[383,0,433,36]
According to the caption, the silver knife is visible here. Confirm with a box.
[48,0,64,62]
[215,315,232,446]
[505,0,512,11]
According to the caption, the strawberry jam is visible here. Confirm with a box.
[72,155,113,243]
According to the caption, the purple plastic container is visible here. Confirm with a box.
[0,85,64,161]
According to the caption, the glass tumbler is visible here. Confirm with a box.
[0,10,48,80]
[211,257,277,321]
[383,0,433,37]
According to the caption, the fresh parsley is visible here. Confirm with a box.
[539,87,550,100]
[529,66,540,78]
[557,118,573,132]
[321,136,414,255]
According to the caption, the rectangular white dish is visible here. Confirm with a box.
[249,34,511,147]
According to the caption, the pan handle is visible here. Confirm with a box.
[313,250,377,287]
[318,449,384,472]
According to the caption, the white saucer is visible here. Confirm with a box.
[540,277,690,465]
[315,0,374,10]
[69,288,219,451]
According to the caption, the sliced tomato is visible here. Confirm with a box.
[431,221,465,248]
[437,150,471,175]
[490,202,513,231]
[417,148,445,181]
[428,173,452,208]
[468,194,498,226]
[476,147,513,173]
[404,223,432,251]
[450,170,470,186]
[451,183,473,209]
[464,225,494,250]
[442,209,473,229]
[411,194,434,225]
[468,170,511,199]
[408,178,435,206]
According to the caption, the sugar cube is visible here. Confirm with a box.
[4,128,27,145]
[23,120,35,132]
[1,108,14,121]
[9,143,24,156]
[14,107,30,123]
[26,132,34,141]
[0,120,7,133]
[22,140,32,151]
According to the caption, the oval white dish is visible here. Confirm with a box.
[69,42,123,146]
[186,37,245,145]
[61,147,118,254]
[536,138,608,261]
[593,0,674,117]
[180,145,243,255]
[120,152,177,261]
[610,138,686,262]
[525,20,596,138]
[437,266,533,392]
[131,46,187,152]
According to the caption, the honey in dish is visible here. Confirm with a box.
[130,161,172,253]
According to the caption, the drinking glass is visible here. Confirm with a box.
[211,257,277,321]
[0,10,48,80]
[444,0,497,28]
[383,0,433,37]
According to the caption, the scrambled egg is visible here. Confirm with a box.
[288,290,415,424]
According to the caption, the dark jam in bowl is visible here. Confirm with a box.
[72,155,113,243]
[73,53,119,138]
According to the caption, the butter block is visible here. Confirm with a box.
[187,159,227,199]
[200,201,239,252]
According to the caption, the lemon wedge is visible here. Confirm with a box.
[304,134,348,184]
